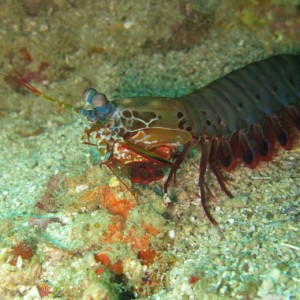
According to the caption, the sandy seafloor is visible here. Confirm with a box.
[0,0,299,299]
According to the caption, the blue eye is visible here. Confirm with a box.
[80,88,114,121]
[82,88,97,105]
[91,93,108,108]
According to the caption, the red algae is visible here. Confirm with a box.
[100,186,137,220]
[94,253,110,265]
[103,217,125,244]
[124,228,152,252]
[94,253,123,275]
[189,275,200,284]
[12,241,34,259]
[141,223,160,235]
[9,241,34,266]
[138,249,159,266]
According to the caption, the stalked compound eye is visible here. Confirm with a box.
[91,93,108,108]
[80,87,115,121]
[82,88,98,105]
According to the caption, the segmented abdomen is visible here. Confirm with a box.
[181,54,300,137]
[175,54,300,225]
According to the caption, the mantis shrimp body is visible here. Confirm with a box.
[4,54,300,225]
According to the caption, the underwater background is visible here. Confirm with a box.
[0,0,299,299]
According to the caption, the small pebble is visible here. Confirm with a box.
[163,193,171,204]
[123,20,134,29]
[228,218,235,224]
[168,229,176,239]
[16,256,23,268]
[76,184,89,193]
